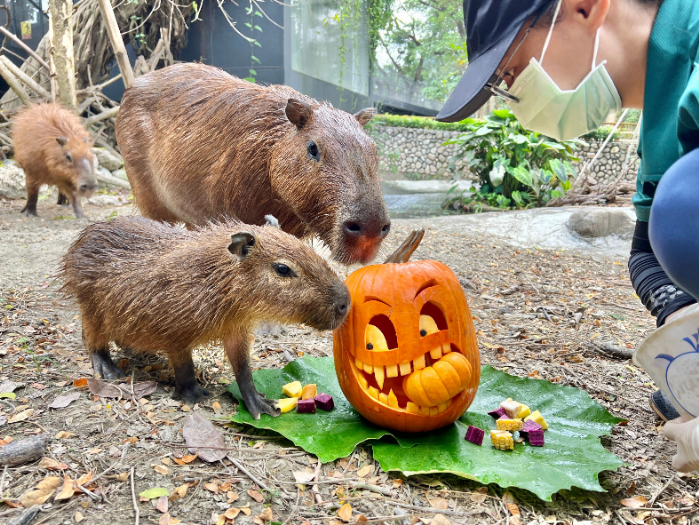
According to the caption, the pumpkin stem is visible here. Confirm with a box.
[384,229,425,264]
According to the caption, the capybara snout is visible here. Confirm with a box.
[60,216,349,417]
[116,63,391,265]
[13,103,96,218]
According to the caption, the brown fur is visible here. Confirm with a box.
[115,63,390,265]
[60,216,350,416]
[12,103,96,218]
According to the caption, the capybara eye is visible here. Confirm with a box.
[65,153,72,163]
[274,263,294,277]
[306,141,319,161]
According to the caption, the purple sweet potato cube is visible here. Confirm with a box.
[297,398,316,414]
[519,419,543,437]
[527,429,545,446]
[465,425,484,446]
[314,393,334,411]
[488,407,507,419]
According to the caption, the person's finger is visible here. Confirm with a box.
[663,418,685,441]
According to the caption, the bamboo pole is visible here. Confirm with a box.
[0,59,31,105]
[48,0,77,109]
[97,0,134,89]
[0,26,50,71]
[0,56,50,99]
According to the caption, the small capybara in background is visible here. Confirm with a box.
[60,215,350,418]
[12,103,97,218]
[116,63,390,265]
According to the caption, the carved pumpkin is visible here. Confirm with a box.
[333,230,480,432]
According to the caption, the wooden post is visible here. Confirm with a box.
[0,59,31,105]
[97,0,135,89]
[48,0,77,109]
[0,56,51,99]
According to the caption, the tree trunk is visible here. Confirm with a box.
[49,0,77,109]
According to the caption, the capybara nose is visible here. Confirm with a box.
[342,219,391,239]
[331,284,351,326]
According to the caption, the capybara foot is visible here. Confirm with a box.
[20,207,38,217]
[57,193,69,206]
[175,383,210,405]
[244,391,281,420]
[92,349,124,380]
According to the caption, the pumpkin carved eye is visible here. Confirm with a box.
[366,324,388,351]
[419,315,439,337]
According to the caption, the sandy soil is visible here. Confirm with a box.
[0,196,696,525]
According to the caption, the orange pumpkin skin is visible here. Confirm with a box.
[333,259,480,433]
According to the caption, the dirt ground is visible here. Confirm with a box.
[0,195,696,525]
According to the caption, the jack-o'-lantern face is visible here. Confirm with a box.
[334,245,480,433]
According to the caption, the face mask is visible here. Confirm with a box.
[505,0,622,142]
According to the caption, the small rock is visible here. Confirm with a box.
[0,160,27,200]
[112,168,128,181]
[93,148,123,171]
[88,194,121,207]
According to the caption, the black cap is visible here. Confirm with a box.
[436,0,555,122]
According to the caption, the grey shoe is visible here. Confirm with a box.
[651,390,680,422]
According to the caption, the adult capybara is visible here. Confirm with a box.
[60,215,350,418]
[12,103,97,218]
[115,63,390,265]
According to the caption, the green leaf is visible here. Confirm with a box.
[139,487,169,499]
[249,69,257,76]
[251,55,261,64]
[0,392,15,399]
[509,165,533,187]
[227,357,624,500]
[244,77,256,83]
[489,159,507,188]
[244,22,252,28]
[227,358,393,463]
[511,190,524,206]
[254,25,263,32]
[549,158,568,183]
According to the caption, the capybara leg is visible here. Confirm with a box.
[57,193,68,206]
[67,193,86,219]
[91,346,124,380]
[169,351,210,404]
[20,184,39,217]
[225,332,280,419]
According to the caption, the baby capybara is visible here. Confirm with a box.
[13,103,97,218]
[60,215,350,418]
[116,63,390,265]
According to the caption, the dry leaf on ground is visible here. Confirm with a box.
[204,482,219,494]
[55,431,74,439]
[20,476,61,507]
[153,465,169,475]
[8,408,33,423]
[75,511,84,523]
[338,503,352,522]
[48,392,80,409]
[248,489,264,503]
[428,498,449,510]
[470,488,488,503]
[224,508,241,520]
[506,503,521,516]
[55,476,77,501]
[239,507,252,516]
[73,378,88,390]
[620,496,649,508]
[87,378,157,400]
[357,465,374,478]
[292,470,315,484]
[182,412,226,463]
[156,495,169,513]
[39,458,69,470]
[431,515,451,525]
[172,454,197,465]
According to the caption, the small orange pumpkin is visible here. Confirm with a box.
[333,230,480,432]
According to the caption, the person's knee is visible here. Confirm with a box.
[649,148,699,300]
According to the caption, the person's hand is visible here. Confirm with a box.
[663,417,699,472]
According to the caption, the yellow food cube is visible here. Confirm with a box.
[524,410,548,430]
[277,397,298,413]
[282,381,303,398]
[490,430,514,450]
[301,384,317,400]
[515,404,531,419]
[496,418,523,432]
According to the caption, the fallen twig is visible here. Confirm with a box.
[130,466,139,525]
[226,455,268,491]
[588,341,633,360]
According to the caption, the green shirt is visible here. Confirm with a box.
[634,0,699,222]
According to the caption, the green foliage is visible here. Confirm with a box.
[581,125,620,141]
[227,356,624,501]
[367,114,473,132]
[445,109,583,209]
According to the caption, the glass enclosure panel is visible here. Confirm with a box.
[290,0,369,96]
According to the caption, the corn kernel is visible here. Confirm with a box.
[490,430,514,450]
[496,418,523,432]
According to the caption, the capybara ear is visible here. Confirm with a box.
[264,215,280,229]
[56,137,68,146]
[228,232,256,260]
[285,98,312,129]
[354,107,375,127]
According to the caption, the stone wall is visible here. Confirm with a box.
[369,125,639,184]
